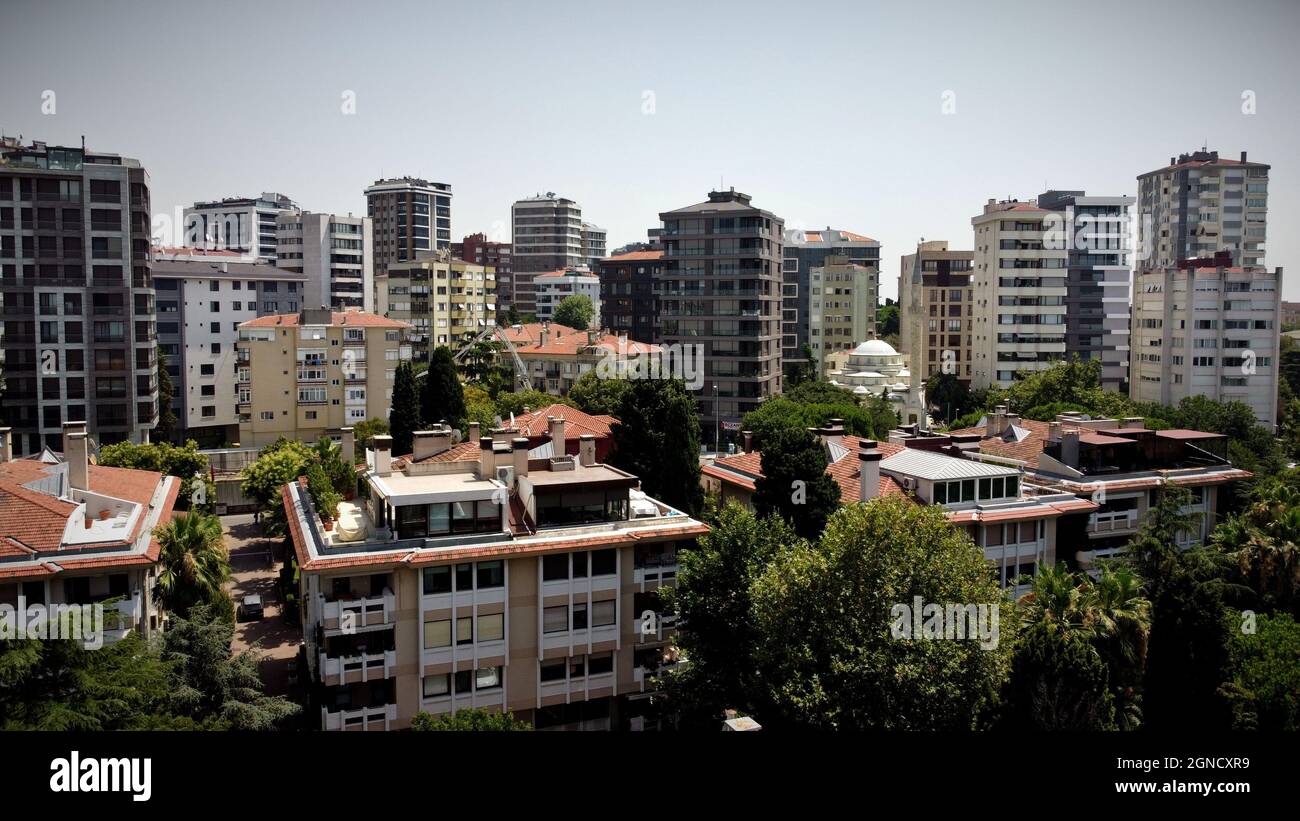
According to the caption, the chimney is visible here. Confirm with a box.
[539,323,549,346]
[62,420,87,461]
[1004,412,1021,429]
[1060,429,1081,468]
[985,406,1006,438]
[340,427,355,466]
[413,428,452,462]
[67,431,90,492]
[547,415,566,454]
[1049,421,1062,440]
[579,434,596,467]
[0,427,11,462]
[372,435,393,477]
[512,437,530,479]
[858,440,883,503]
[1122,417,1145,430]
[1241,151,1247,162]
[741,430,753,453]
[478,437,496,480]
[468,422,481,442]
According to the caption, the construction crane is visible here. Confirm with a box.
[449,325,533,392]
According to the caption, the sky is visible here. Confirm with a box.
[2,0,1298,301]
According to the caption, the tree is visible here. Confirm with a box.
[925,371,974,425]
[749,498,1013,729]
[240,438,314,510]
[97,439,213,512]
[741,390,897,448]
[1224,612,1300,730]
[1211,478,1300,617]
[312,436,354,495]
[305,461,341,520]
[410,708,531,731]
[552,295,595,330]
[567,370,630,415]
[751,426,841,540]
[1003,622,1116,730]
[663,504,798,727]
[783,343,817,389]
[608,379,702,516]
[161,604,300,730]
[877,302,900,338]
[421,346,467,430]
[389,361,421,456]
[155,345,177,444]
[351,418,389,460]
[154,511,231,618]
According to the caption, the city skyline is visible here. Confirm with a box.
[2,0,1296,301]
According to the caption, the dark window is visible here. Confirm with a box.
[476,560,504,589]
[454,563,473,592]
[422,566,451,595]
[542,553,569,581]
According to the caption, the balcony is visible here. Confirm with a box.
[318,649,396,686]
[319,589,395,632]
[1088,510,1137,535]
[321,702,397,732]
[296,367,327,383]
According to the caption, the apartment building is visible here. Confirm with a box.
[971,199,1069,389]
[152,248,308,446]
[1130,263,1284,427]
[657,189,784,444]
[377,255,496,364]
[782,228,880,365]
[0,422,179,641]
[275,212,373,312]
[898,240,974,386]
[1137,150,1269,272]
[1282,300,1300,329]
[701,421,1096,596]
[808,255,877,372]
[0,137,158,455]
[515,328,659,397]
[510,194,584,316]
[581,223,607,267]
[236,309,410,447]
[534,268,600,328]
[183,192,298,264]
[283,425,707,730]
[597,249,661,344]
[950,407,1251,568]
[1036,190,1134,393]
[365,177,453,271]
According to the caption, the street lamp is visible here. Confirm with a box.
[713,383,720,454]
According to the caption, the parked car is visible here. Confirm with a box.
[238,594,265,621]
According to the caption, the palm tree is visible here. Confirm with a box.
[154,511,230,617]
[1212,481,1300,614]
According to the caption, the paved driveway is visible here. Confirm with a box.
[223,514,302,697]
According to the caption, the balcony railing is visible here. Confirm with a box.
[321,702,397,732]
[319,649,396,685]
[1088,510,1138,534]
[319,589,395,631]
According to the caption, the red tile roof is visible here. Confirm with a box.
[703,435,912,505]
[603,250,663,262]
[515,331,659,356]
[240,310,409,329]
[498,322,584,347]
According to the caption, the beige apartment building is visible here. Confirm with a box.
[236,309,410,447]
[284,425,706,730]
[377,254,496,365]
[808,255,876,372]
[899,240,975,386]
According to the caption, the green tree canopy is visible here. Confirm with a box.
[567,370,631,416]
[608,379,702,516]
[751,426,841,540]
[240,438,314,509]
[422,346,467,431]
[1224,612,1300,731]
[98,439,213,512]
[155,344,178,444]
[552,295,595,330]
[154,510,231,619]
[410,707,531,731]
[389,360,421,456]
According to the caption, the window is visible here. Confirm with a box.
[572,602,588,630]
[422,674,449,698]
[478,613,504,642]
[542,553,569,581]
[209,342,221,355]
[591,599,616,628]
[423,618,451,649]
[456,616,473,645]
[543,605,568,633]
[572,551,588,578]
[475,666,502,690]
[540,659,566,682]
[476,560,504,589]
[422,566,451,595]
[591,548,617,576]
[200,363,214,376]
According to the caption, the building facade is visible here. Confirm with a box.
[657,189,784,445]
[1130,264,1283,427]
[581,223,606,267]
[898,240,974,387]
[781,228,880,365]
[0,137,158,455]
[275,212,373,312]
[365,178,453,272]
[1137,150,1269,272]
[597,250,661,344]
[807,255,877,371]
[510,195,584,316]
[236,309,410,447]
[534,268,600,328]
[377,255,496,364]
[152,249,308,446]
[183,192,298,264]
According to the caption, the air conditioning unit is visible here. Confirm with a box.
[496,466,514,485]
[901,477,917,491]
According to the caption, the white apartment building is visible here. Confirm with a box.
[1131,264,1284,428]
[510,194,584,315]
[581,222,607,267]
[808,255,877,372]
[534,268,600,328]
[276,212,374,312]
[183,192,299,264]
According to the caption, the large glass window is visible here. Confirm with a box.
[542,553,569,581]
[543,605,568,633]
[424,618,451,649]
[476,560,504,589]
[422,566,451,595]
[423,674,449,698]
[478,613,504,642]
[591,599,616,628]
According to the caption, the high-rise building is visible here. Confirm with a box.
[581,222,606,267]
[236,309,410,447]
[510,194,584,316]
[183,192,298,264]
[899,240,974,386]
[657,189,784,444]
[0,137,158,455]
[377,255,496,364]
[781,228,880,366]
[1036,190,1134,393]
[597,250,661,344]
[152,248,308,446]
[535,268,601,328]
[365,178,453,272]
[282,421,706,730]
[807,256,877,372]
[1137,150,1269,272]
[275,212,374,311]
[1131,262,1284,428]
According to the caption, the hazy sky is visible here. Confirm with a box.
[3,0,1297,300]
